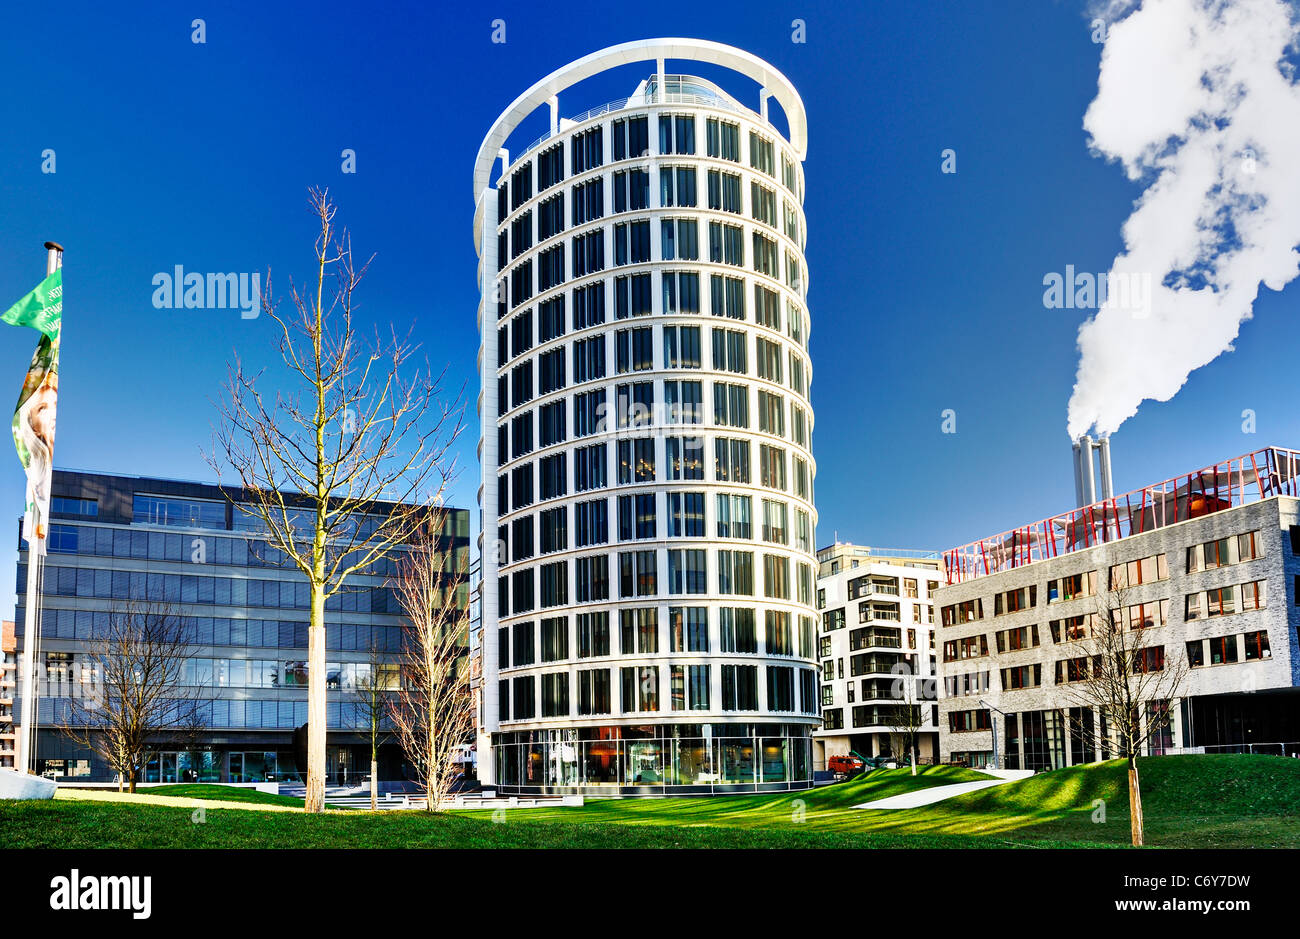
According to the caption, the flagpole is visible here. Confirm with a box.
[16,241,61,775]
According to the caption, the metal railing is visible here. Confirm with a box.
[519,83,756,155]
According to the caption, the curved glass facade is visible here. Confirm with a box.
[476,45,817,794]
[496,723,812,794]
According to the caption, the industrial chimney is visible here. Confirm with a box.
[1072,434,1115,507]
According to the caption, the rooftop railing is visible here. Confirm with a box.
[518,81,756,157]
[942,446,1300,585]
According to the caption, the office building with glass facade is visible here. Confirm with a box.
[15,469,469,784]
[474,39,819,793]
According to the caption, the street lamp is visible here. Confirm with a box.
[978,699,1010,771]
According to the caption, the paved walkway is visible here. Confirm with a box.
[854,770,1034,810]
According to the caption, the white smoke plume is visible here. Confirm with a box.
[1067,0,1300,439]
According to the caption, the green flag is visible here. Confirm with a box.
[4,269,61,551]
[2,269,61,341]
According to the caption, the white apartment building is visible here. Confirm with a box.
[474,40,819,793]
[935,446,1300,770]
[814,545,942,767]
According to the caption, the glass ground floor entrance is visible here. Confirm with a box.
[493,723,815,794]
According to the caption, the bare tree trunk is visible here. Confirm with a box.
[305,587,327,813]
[1129,755,1145,846]
[370,759,378,810]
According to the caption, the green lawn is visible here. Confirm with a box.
[2,755,1296,848]
[145,784,308,807]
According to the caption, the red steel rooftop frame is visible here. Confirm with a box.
[942,446,1300,585]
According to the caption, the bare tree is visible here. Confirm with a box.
[64,601,207,793]
[887,664,933,776]
[1059,582,1189,846]
[353,642,394,810]
[389,517,472,812]
[209,188,464,812]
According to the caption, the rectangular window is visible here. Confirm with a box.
[710,274,745,319]
[751,181,777,227]
[571,229,605,277]
[754,285,781,330]
[572,336,606,385]
[511,675,535,720]
[662,270,701,313]
[1243,630,1271,661]
[613,273,653,319]
[618,550,657,598]
[660,164,698,207]
[660,217,699,261]
[1046,571,1098,603]
[721,664,758,710]
[613,219,651,265]
[759,444,786,491]
[668,606,710,653]
[763,553,790,599]
[667,492,705,538]
[706,118,740,161]
[664,380,703,425]
[571,178,604,226]
[717,550,754,596]
[749,132,775,175]
[573,499,609,548]
[711,329,748,374]
[752,232,778,277]
[617,493,657,541]
[714,438,751,483]
[571,127,603,174]
[706,169,742,212]
[539,505,568,554]
[720,607,758,653]
[573,443,607,492]
[574,553,610,602]
[715,492,752,539]
[577,668,611,714]
[539,295,566,342]
[538,452,566,500]
[615,327,654,373]
[577,613,611,658]
[541,616,569,662]
[616,436,656,484]
[667,548,707,595]
[538,350,565,395]
[612,115,649,161]
[619,607,659,654]
[512,621,535,666]
[708,221,744,266]
[658,114,696,154]
[572,280,606,328]
[713,385,751,433]
[666,435,705,481]
[537,193,565,241]
[757,389,784,437]
[664,326,702,369]
[539,560,568,608]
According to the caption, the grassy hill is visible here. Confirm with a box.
[1,755,1295,848]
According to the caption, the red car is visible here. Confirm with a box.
[828,755,864,775]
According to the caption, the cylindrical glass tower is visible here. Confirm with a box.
[474,39,817,794]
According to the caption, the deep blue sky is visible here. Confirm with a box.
[2,0,1298,612]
